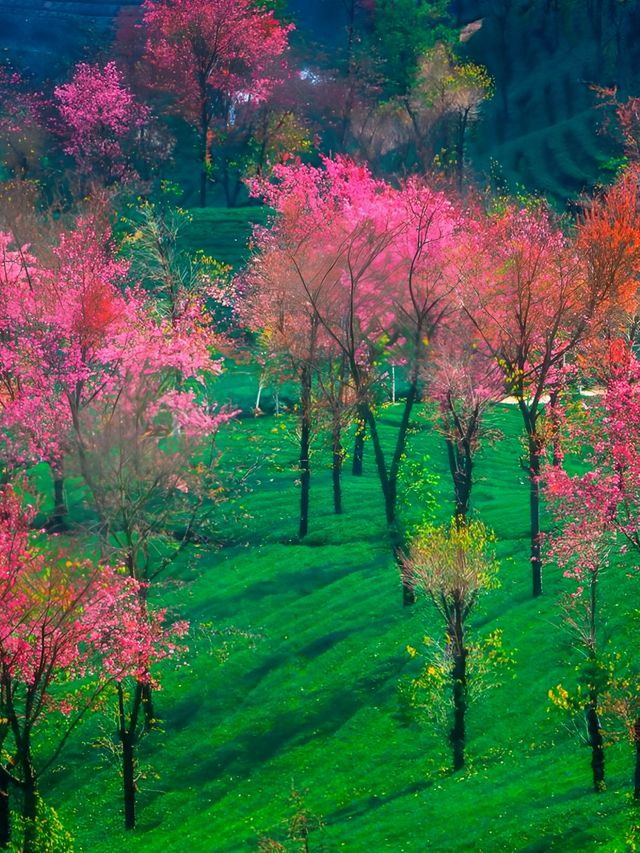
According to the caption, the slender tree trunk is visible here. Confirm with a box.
[0,765,10,848]
[586,697,605,792]
[299,365,312,539]
[200,164,208,209]
[391,365,396,403]
[450,610,467,772]
[456,110,469,195]
[48,459,67,532]
[529,436,543,597]
[549,386,563,467]
[446,439,472,522]
[363,382,419,606]
[117,682,143,830]
[199,104,208,208]
[332,416,343,515]
[352,411,365,476]
[141,682,155,732]
[123,739,136,830]
[634,719,640,799]
[255,380,264,414]
[386,380,419,526]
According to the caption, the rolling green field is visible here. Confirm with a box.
[36,382,639,853]
[14,207,636,852]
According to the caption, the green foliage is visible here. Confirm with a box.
[408,517,500,596]
[397,447,439,536]
[10,798,74,853]
[372,0,454,96]
[403,628,515,733]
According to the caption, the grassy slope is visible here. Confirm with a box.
[29,210,639,851]
[43,391,638,852]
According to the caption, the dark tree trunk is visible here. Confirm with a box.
[199,164,208,209]
[363,381,419,606]
[117,682,143,830]
[529,437,543,597]
[456,109,469,195]
[332,417,343,514]
[352,414,365,476]
[123,740,136,830]
[446,439,472,522]
[299,365,312,539]
[47,460,67,532]
[141,682,155,732]
[450,610,467,772]
[0,765,10,848]
[634,719,640,800]
[586,699,605,793]
[199,103,208,208]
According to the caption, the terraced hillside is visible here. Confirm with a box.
[0,0,123,76]
[463,0,637,204]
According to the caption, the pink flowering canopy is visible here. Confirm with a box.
[0,485,188,717]
[54,61,150,181]
[0,214,233,476]
[142,0,293,122]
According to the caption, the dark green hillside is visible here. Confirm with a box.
[462,0,634,203]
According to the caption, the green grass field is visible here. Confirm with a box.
[34,377,640,853]
[12,208,636,852]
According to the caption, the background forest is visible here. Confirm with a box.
[0,1,639,852]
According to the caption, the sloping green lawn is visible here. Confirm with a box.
[35,385,639,852]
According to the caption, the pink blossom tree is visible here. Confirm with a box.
[0,213,234,561]
[545,473,613,794]
[54,61,151,187]
[545,347,640,795]
[457,200,620,597]
[425,324,502,522]
[248,158,461,603]
[142,0,293,206]
[0,485,187,846]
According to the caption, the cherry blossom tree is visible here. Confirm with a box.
[244,216,328,538]
[425,325,502,521]
[54,61,151,187]
[545,474,613,793]
[457,199,622,597]
[142,0,292,206]
[0,485,187,846]
[0,212,234,560]
[248,158,460,601]
[545,345,640,793]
